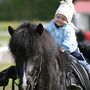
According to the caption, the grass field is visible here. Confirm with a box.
[0,21,21,47]
[0,63,14,71]
[0,36,10,42]
[0,21,46,32]
[0,21,21,32]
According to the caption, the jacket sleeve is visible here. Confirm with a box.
[60,25,77,53]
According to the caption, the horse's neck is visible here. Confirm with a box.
[36,57,66,90]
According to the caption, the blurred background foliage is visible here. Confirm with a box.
[0,0,60,21]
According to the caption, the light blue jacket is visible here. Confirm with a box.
[45,20,78,53]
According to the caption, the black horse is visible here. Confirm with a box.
[8,22,90,90]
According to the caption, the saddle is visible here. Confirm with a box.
[66,52,90,90]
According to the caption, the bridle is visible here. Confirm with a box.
[30,54,42,90]
[20,54,43,90]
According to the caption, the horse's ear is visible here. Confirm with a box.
[35,23,43,35]
[8,26,15,36]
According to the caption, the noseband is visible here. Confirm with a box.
[33,55,42,88]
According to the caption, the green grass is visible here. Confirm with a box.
[0,63,14,72]
[0,36,10,42]
[0,21,47,32]
[0,21,21,32]
[0,21,20,46]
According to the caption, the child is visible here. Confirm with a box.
[45,0,90,76]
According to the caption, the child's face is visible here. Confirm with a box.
[54,14,68,26]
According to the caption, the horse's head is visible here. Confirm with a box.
[8,22,45,90]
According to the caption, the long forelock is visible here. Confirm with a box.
[10,26,42,58]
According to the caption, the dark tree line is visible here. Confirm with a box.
[0,0,60,21]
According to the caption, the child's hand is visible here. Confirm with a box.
[59,48,65,52]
